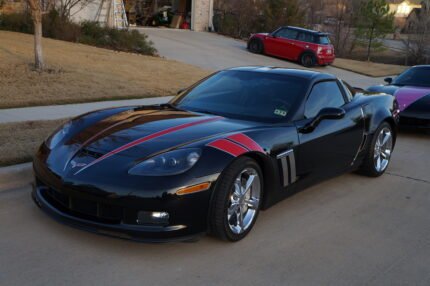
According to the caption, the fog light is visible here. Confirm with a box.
[151,211,169,219]
[137,211,169,226]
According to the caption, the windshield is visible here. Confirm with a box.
[172,70,308,122]
[393,67,430,87]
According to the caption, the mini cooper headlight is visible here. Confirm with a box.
[128,148,201,176]
[45,121,72,149]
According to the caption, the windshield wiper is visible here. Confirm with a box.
[192,109,221,116]
[159,103,185,111]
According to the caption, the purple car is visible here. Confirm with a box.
[367,65,430,128]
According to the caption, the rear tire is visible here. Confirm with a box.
[359,122,394,177]
[209,157,263,242]
[300,52,316,67]
[249,39,264,54]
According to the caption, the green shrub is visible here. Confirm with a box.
[0,12,157,56]
[0,12,33,33]
[42,10,82,42]
[80,21,156,55]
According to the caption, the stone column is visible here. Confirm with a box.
[191,0,211,31]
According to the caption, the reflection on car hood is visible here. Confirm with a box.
[367,85,430,111]
[66,108,262,159]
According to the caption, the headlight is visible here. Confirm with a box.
[45,121,72,149]
[128,148,201,176]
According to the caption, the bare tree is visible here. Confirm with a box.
[320,0,362,57]
[329,0,354,56]
[214,0,305,38]
[305,0,324,27]
[404,1,430,65]
[57,0,95,19]
[26,0,54,71]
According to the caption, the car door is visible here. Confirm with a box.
[264,28,298,59]
[293,32,315,60]
[294,80,365,179]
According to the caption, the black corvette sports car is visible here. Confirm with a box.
[32,67,399,242]
[367,65,430,128]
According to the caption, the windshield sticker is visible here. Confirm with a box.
[274,109,287,117]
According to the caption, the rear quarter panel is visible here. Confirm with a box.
[354,92,398,137]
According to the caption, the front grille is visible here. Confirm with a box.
[42,186,124,224]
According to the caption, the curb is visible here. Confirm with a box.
[0,162,33,192]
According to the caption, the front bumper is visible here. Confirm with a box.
[32,186,202,242]
[317,55,335,65]
[32,165,213,242]
[399,115,430,129]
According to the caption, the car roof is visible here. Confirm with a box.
[411,65,430,69]
[225,66,336,81]
[282,26,329,36]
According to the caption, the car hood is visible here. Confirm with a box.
[64,107,261,161]
[367,85,430,111]
[251,33,269,38]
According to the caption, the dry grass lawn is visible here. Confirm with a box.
[0,119,69,166]
[334,58,407,77]
[0,31,210,109]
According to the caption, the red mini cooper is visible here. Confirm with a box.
[247,26,335,67]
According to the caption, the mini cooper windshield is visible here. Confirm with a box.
[172,70,308,122]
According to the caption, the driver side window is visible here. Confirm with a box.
[276,28,298,40]
[304,81,345,118]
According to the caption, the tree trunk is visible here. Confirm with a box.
[367,27,374,62]
[32,9,44,70]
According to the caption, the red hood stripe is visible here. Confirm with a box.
[74,116,222,175]
[227,133,264,152]
[207,139,248,157]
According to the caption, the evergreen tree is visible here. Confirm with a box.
[355,0,394,61]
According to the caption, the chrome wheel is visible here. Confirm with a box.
[227,168,261,234]
[374,127,393,172]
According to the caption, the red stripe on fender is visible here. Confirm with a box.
[74,116,222,175]
[227,133,264,153]
[207,139,248,157]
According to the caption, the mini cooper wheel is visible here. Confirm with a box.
[360,122,394,177]
[249,39,264,54]
[300,53,316,67]
[210,157,263,241]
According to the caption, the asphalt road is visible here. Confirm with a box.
[1,132,429,286]
[381,38,430,55]
[137,28,387,88]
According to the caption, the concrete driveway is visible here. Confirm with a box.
[138,28,386,88]
[1,131,429,285]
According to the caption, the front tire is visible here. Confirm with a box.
[248,39,264,54]
[209,157,263,242]
[359,122,394,177]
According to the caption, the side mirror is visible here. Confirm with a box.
[269,30,278,38]
[299,107,346,133]
[353,87,364,92]
[384,77,393,84]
